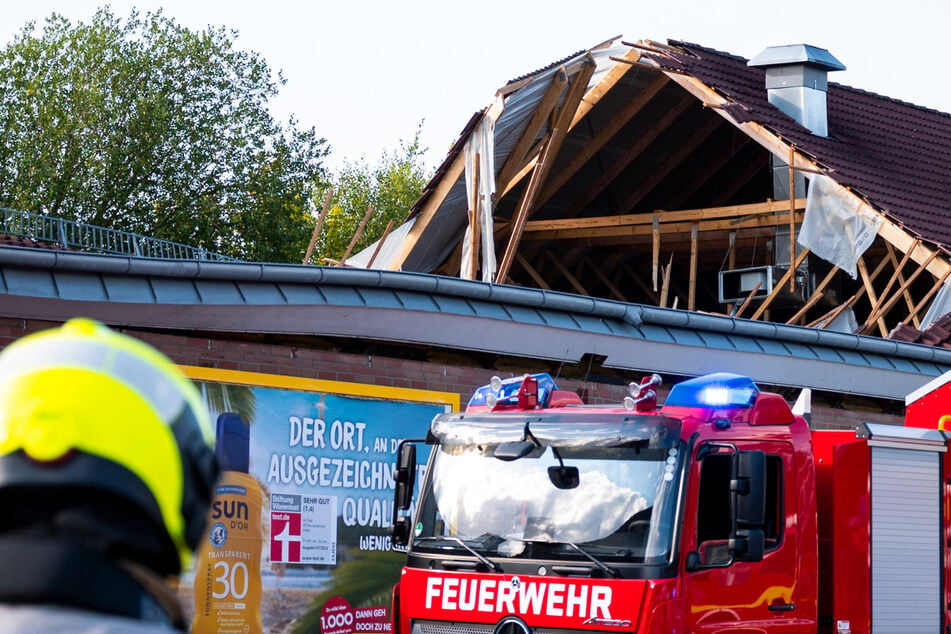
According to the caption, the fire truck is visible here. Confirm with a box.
[389,371,951,634]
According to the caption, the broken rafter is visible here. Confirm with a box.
[365,219,394,269]
[500,48,639,201]
[464,153,482,280]
[885,242,921,328]
[495,69,568,198]
[496,55,596,283]
[857,257,888,336]
[538,73,669,208]
[302,188,334,265]
[339,205,375,266]
[858,247,941,334]
[749,248,810,321]
[733,281,762,319]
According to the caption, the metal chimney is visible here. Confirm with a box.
[748,44,845,137]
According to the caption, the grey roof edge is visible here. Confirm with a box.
[2,246,948,369]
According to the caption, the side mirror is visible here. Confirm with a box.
[392,516,412,546]
[730,529,765,562]
[393,441,417,511]
[685,551,701,573]
[391,441,419,548]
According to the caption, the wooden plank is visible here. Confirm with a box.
[586,258,629,301]
[902,268,951,326]
[514,252,550,289]
[620,115,721,211]
[562,93,696,217]
[784,291,824,325]
[546,251,589,295]
[499,50,635,201]
[885,242,921,328]
[733,281,763,318]
[366,219,394,269]
[659,254,673,308]
[689,224,698,311]
[749,248,810,320]
[495,69,568,199]
[812,296,857,330]
[538,73,669,207]
[339,205,374,266]
[303,188,334,265]
[788,144,796,291]
[525,209,805,241]
[388,150,466,270]
[496,57,596,282]
[857,257,888,336]
[859,248,940,334]
[652,215,660,292]
[871,239,915,324]
[572,47,641,124]
[465,153,482,280]
[525,198,807,232]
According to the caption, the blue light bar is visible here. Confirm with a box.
[467,373,558,409]
[664,372,759,409]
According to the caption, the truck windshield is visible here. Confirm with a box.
[412,413,683,565]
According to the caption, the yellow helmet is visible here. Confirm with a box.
[0,318,218,573]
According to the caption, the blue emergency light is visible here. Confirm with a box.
[664,372,759,409]
[467,373,558,410]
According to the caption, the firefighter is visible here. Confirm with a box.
[0,318,219,632]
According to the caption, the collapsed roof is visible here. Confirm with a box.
[353,36,951,339]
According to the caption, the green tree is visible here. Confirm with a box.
[0,8,329,262]
[311,127,430,265]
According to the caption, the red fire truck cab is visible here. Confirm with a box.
[390,371,951,633]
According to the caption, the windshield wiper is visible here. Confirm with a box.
[563,540,619,578]
[413,536,501,572]
[504,536,619,578]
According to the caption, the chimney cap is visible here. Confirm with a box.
[748,44,846,71]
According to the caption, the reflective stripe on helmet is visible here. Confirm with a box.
[0,328,184,426]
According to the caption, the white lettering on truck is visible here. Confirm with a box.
[424,577,612,619]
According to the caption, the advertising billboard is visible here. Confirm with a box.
[181,367,456,633]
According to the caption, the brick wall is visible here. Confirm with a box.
[0,316,903,428]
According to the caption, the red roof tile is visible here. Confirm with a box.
[649,41,951,250]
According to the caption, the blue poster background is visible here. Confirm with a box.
[190,376,447,632]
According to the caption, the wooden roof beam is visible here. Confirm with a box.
[496,56,597,282]
[499,48,641,200]
[494,68,568,199]
[523,198,805,238]
[620,114,722,211]
[563,93,696,217]
[388,149,466,270]
[536,73,669,207]
[665,137,752,210]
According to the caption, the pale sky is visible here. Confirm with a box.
[2,1,948,173]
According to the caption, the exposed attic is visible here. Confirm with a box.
[354,37,951,339]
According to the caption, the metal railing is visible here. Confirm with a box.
[1,207,240,261]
